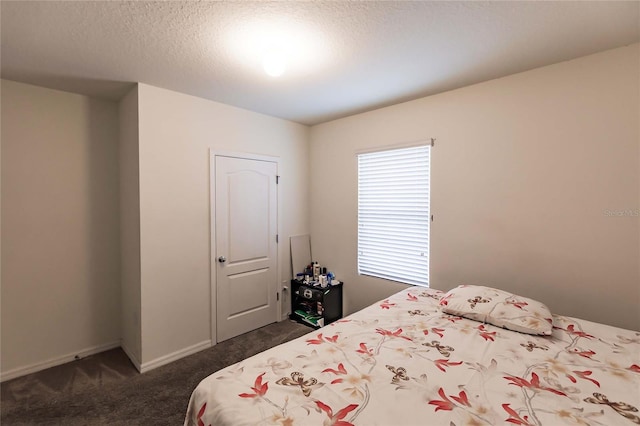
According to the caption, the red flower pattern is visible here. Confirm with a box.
[570,348,596,359]
[315,401,358,426]
[439,294,452,306]
[407,293,418,302]
[506,300,528,310]
[197,403,209,426]
[238,373,269,398]
[306,333,339,345]
[434,359,463,372]
[322,363,348,384]
[477,324,497,341]
[423,327,445,338]
[566,324,594,339]
[323,363,347,376]
[571,370,600,387]
[356,342,373,356]
[376,328,412,341]
[504,372,566,396]
[428,387,471,412]
[629,364,640,373]
[502,403,533,425]
[380,299,395,309]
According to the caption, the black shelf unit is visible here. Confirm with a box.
[289,279,343,328]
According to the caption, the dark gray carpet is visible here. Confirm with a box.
[1,320,311,425]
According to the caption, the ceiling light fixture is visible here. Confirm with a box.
[262,48,286,77]
[224,16,328,79]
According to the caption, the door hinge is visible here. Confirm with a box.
[431,214,434,222]
[276,234,279,243]
[276,175,280,184]
[276,292,280,301]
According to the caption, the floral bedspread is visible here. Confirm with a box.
[184,287,640,426]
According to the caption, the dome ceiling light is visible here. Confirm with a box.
[225,16,327,79]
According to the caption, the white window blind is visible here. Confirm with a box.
[357,144,430,286]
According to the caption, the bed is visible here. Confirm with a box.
[185,285,640,425]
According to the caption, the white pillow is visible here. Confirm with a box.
[439,285,553,335]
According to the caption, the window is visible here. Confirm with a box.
[357,144,431,286]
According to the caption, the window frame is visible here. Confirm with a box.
[356,142,431,287]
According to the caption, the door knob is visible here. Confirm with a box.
[218,256,227,263]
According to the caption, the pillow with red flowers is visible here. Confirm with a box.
[439,285,553,335]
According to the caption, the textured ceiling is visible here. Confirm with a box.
[2,1,639,125]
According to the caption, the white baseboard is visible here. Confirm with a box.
[139,340,212,373]
[120,342,142,372]
[0,340,121,383]
[1,339,214,381]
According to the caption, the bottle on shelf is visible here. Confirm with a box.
[312,262,320,281]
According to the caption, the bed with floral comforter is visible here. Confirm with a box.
[184,287,640,426]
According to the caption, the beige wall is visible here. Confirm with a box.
[310,44,640,331]
[0,80,309,376]
[137,84,309,367]
[118,85,142,366]
[2,42,636,380]
[1,80,121,379]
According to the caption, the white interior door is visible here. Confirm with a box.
[215,155,278,342]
